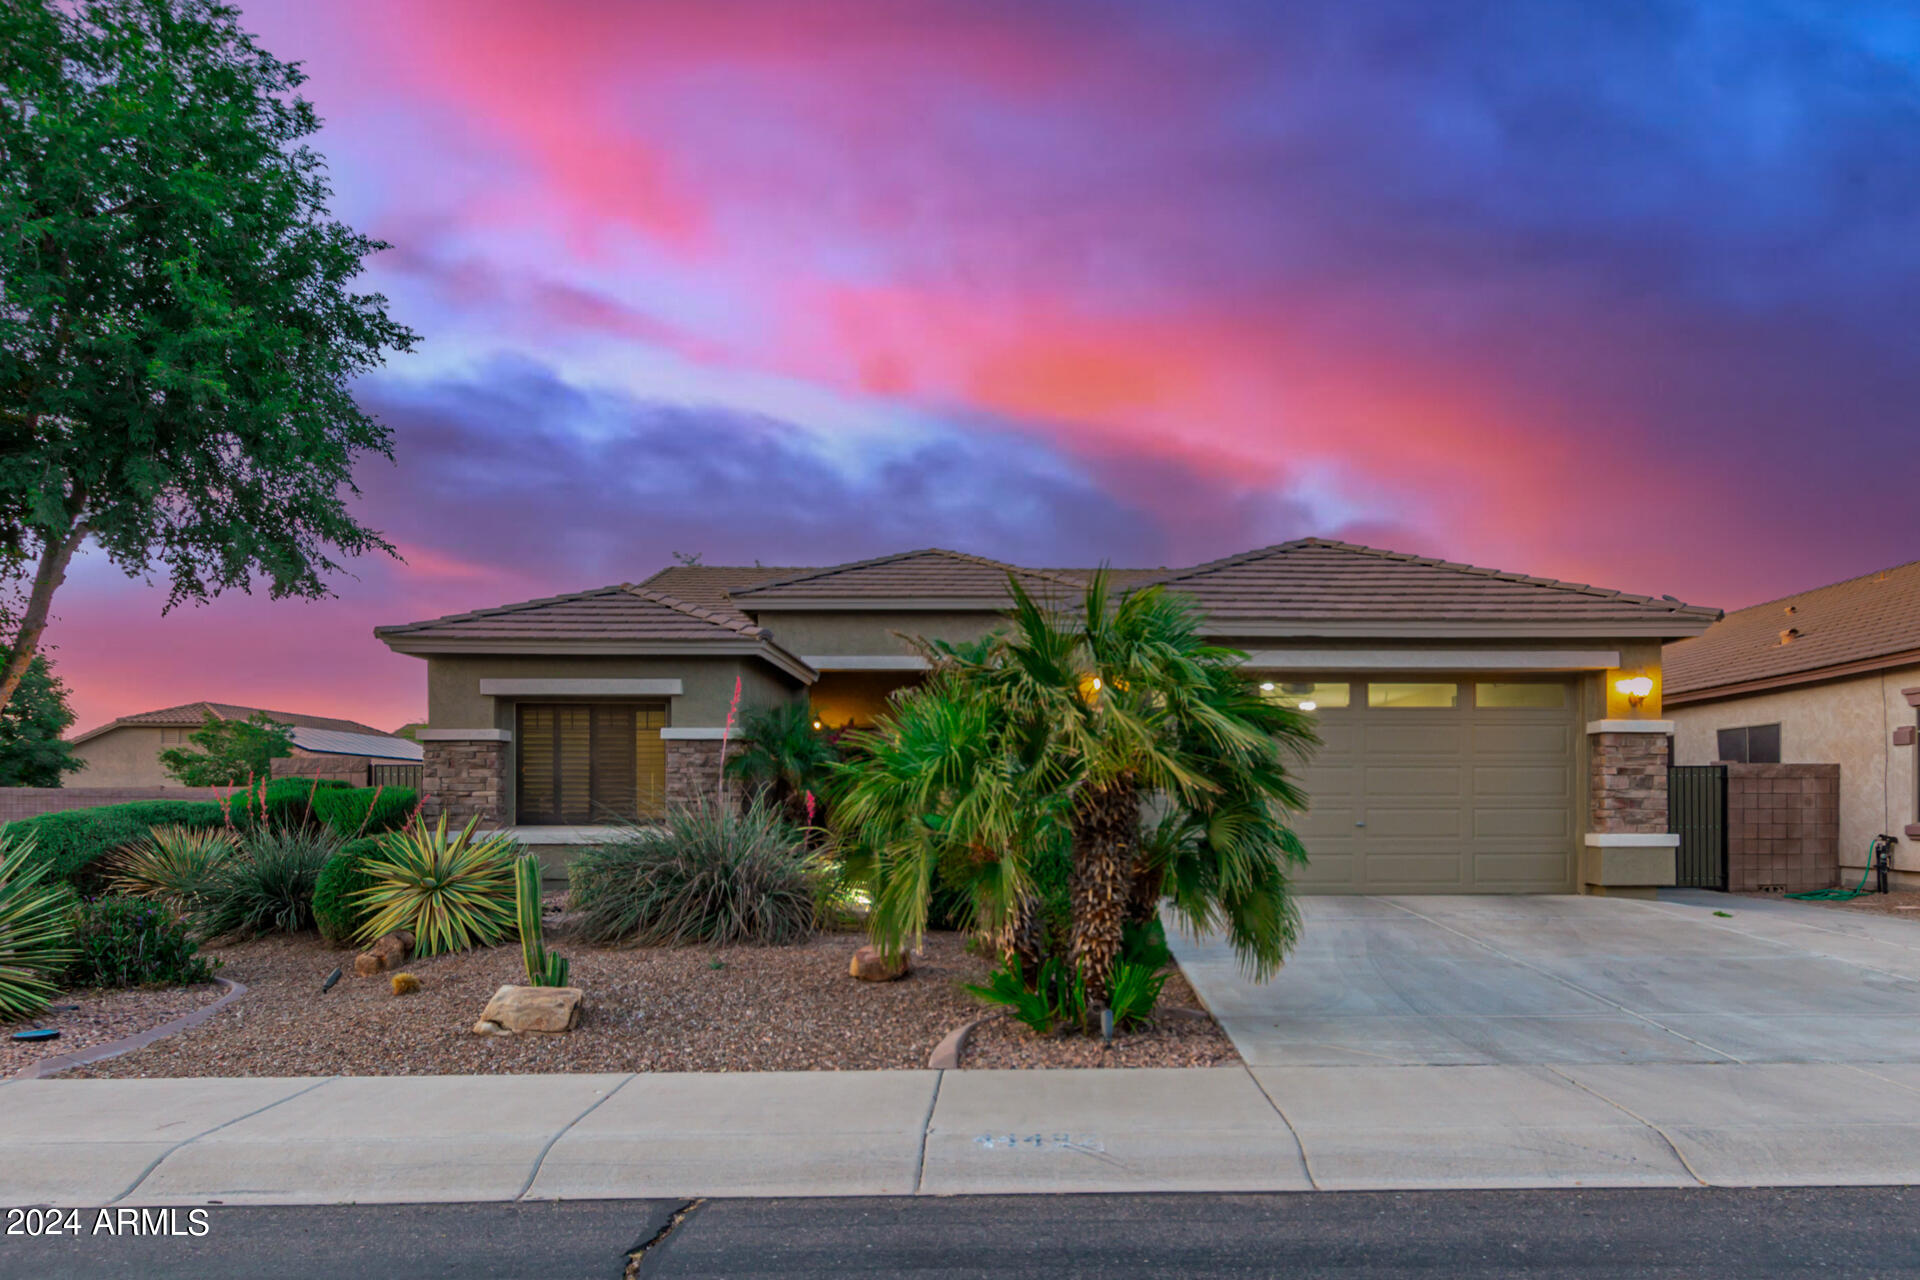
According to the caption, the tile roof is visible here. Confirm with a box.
[71,702,395,746]
[1147,539,1721,634]
[728,548,1086,603]
[376,583,774,644]
[633,564,816,625]
[1664,557,1920,700]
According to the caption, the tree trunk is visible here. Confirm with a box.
[1008,893,1046,988]
[1125,851,1165,931]
[0,522,87,720]
[1069,776,1138,1008]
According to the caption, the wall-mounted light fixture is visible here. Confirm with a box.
[1614,674,1654,709]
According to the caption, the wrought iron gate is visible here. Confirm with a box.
[1669,764,1727,890]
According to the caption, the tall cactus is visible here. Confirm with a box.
[515,855,570,987]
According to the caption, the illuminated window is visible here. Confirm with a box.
[1475,682,1566,709]
[1258,681,1349,711]
[1368,682,1458,709]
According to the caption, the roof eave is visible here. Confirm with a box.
[1195,617,1720,641]
[376,636,817,684]
[1664,645,1920,706]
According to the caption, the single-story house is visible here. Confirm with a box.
[376,540,1719,896]
[68,701,422,788]
[1666,558,1920,890]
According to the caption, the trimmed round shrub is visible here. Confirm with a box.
[68,897,215,989]
[312,836,384,946]
[5,801,230,888]
[311,786,418,839]
[196,826,340,939]
[569,800,819,947]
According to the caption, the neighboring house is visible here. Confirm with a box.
[378,541,1717,897]
[1665,559,1920,890]
[67,702,422,787]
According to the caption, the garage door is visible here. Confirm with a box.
[1273,677,1577,894]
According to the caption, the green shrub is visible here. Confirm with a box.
[312,837,384,946]
[966,955,1086,1034]
[107,825,239,910]
[196,826,339,939]
[4,802,230,887]
[351,816,520,956]
[1105,959,1168,1030]
[67,897,215,989]
[569,800,819,947]
[311,786,417,839]
[0,834,77,1019]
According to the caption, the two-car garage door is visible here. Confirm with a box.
[1274,677,1578,894]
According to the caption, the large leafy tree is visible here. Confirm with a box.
[0,0,417,716]
[838,573,1319,1006]
[0,651,82,786]
[157,708,292,786]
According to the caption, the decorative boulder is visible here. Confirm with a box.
[850,945,910,982]
[353,931,413,977]
[472,984,583,1036]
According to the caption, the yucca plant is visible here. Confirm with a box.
[0,834,78,1020]
[515,855,569,987]
[351,815,520,956]
[108,825,238,909]
[196,826,339,939]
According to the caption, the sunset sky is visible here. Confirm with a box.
[51,0,1920,736]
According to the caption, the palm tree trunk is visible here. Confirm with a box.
[1125,852,1165,930]
[1069,777,1137,1008]
[1008,892,1046,988]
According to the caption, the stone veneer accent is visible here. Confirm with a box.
[422,738,505,825]
[1589,731,1671,834]
[664,738,743,812]
[1725,763,1839,894]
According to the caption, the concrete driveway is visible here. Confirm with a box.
[1172,890,1920,1068]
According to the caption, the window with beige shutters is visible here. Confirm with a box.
[516,703,667,824]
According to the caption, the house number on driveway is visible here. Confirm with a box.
[974,1133,1105,1153]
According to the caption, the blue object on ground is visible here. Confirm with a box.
[11,1028,60,1042]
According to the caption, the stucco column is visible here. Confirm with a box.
[1583,720,1678,897]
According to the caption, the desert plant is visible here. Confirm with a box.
[966,955,1086,1035]
[107,825,238,909]
[0,834,77,1019]
[515,855,570,987]
[312,785,418,839]
[569,799,819,947]
[350,816,520,957]
[312,836,384,946]
[67,897,214,989]
[1104,959,1168,1030]
[723,702,840,828]
[196,826,339,939]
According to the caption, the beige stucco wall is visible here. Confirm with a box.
[424,653,803,730]
[66,725,194,788]
[1670,662,1920,885]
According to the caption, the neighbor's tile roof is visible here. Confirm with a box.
[376,583,776,644]
[71,702,394,746]
[1148,539,1721,631]
[1664,557,1920,700]
[728,548,1087,603]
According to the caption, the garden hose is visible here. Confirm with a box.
[1786,837,1891,901]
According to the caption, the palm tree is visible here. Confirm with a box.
[723,702,840,829]
[839,571,1318,1007]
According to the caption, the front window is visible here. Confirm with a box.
[1717,723,1781,764]
[516,703,666,824]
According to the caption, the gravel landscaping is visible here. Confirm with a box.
[64,922,1237,1077]
[961,972,1239,1069]
[2,982,227,1076]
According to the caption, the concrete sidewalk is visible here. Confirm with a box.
[7,1058,1920,1206]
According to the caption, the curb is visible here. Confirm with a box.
[10,978,247,1081]
[927,1014,994,1069]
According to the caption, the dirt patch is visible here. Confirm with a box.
[961,972,1240,1069]
[63,925,1236,1077]
[3,983,226,1076]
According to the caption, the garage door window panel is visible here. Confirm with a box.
[1368,682,1460,708]
[1475,682,1567,709]
[1258,680,1351,710]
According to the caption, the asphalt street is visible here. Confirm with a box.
[5,1187,1919,1279]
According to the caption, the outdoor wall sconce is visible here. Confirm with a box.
[1614,675,1654,709]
